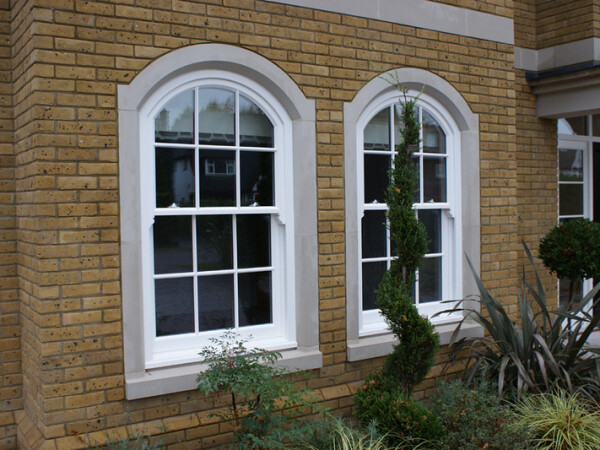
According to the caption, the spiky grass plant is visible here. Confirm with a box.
[300,418,391,450]
[436,243,600,400]
[516,390,600,450]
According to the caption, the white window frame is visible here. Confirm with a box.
[358,93,461,335]
[345,69,483,361]
[118,44,321,399]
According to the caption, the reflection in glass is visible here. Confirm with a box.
[559,149,583,182]
[563,116,587,136]
[155,90,194,144]
[559,277,582,308]
[155,278,194,336]
[240,95,273,147]
[364,108,390,151]
[198,275,234,331]
[239,272,272,326]
[197,215,232,271]
[362,210,387,258]
[559,184,584,216]
[422,110,445,154]
[593,115,600,137]
[155,147,195,208]
[237,215,271,268]
[364,154,391,203]
[154,216,193,274]
[419,209,441,254]
[419,257,441,303]
[240,151,273,206]
[199,149,235,206]
[198,88,235,146]
[362,261,387,310]
[423,156,446,202]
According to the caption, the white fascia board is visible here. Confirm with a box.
[265,0,514,44]
[515,38,600,72]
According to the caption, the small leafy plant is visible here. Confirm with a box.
[430,379,530,450]
[516,390,600,449]
[196,331,327,448]
[437,243,600,400]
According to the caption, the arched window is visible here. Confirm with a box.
[119,45,320,399]
[344,69,481,360]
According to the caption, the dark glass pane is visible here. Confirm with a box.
[240,151,273,206]
[154,90,194,144]
[413,157,420,203]
[559,149,583,182]
[197,215,232,271]
[419,209,441,254]
[362,210,387,258]
[559,184,583,216]
[198,88,235,146]
[593,115,600,137]
[364,154,391,203]
[362,261,387,311]
[237,215,270,268]
[155,277,194,336]
[419,257,441,303]
[364,108,390,151]
[559,277,582,309]
[197,275,234,331]
[394,105,420,151]
[199,149,235,207]
[154,216,193,274]
[155,147,195,208]
[423,156,446,202]
[565,116,587,136]
[422,110,445,154]
[240,95,273,147]
[239,271,272,326]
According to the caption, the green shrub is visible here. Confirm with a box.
[299,417,390,450]
[196,331,327,448]
[516,390,600,450]
[354,372,443,448]
[430,379,530,450]
[436,243,600,400]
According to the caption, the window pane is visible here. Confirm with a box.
[364,154,391,203]
[419,209,441,254]
[198,88,235,146]
[199,149,235,206]
[155,90,194,144]
[237,214,270,268]
[197,215,232,271]
[155,277,194,336]
[564,116,588,136]
[559,149,583,182]
[559,184,583,216]
[423,156,446,202]
[239,272,272,326]
[419,257,441,303]
[197,275,234,331]
[559,277,582,308]
[154,216,193,274]
[364,108,390,151]
[362,210,387,258]
[422,110,445,154]
[155,147,195,208]
[593,115,600,137]
[362,261,386,311]
[240,95,273,147]
[240,151,273,206]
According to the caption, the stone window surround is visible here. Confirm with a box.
[118,44,321,400]
[344,68,483,361]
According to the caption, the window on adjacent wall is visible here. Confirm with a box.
[359,94,461,335]
[557,115,600,307]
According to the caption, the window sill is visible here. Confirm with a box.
[347,319,483,362]
[125,346,323,400]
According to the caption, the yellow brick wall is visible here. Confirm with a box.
[0,0,18,447]
[0,0,562,448]
[536,0,599,48]
[428,0,514,18]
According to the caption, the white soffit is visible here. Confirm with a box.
[264,0,514,44]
